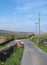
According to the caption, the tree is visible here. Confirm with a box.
[5,37,9,40]
[11,35,15,39]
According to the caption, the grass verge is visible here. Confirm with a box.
[30,36,47,53]
[38,43,47,53]
[2,46,24,65]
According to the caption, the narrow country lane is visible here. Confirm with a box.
[21,39,47,65]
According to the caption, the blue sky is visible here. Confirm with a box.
[0,0,47,32]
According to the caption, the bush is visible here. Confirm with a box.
[11,35,15,39]
[29,33,35,38]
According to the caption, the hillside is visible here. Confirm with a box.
[0,30,32,39]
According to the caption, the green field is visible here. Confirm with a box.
[40,34,47,39]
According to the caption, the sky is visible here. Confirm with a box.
[0,0,47,32]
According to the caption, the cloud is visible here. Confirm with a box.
[13,0,46,11]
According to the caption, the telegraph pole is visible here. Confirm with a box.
[38,13,40,44]
[35,23,38,33]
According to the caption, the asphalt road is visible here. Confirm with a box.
[21,39,47,65]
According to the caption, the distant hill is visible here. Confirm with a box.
[0,30,32,39]
[0,30,14,37]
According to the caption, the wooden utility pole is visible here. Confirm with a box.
[35,23,38,33]
[38,13,40,44]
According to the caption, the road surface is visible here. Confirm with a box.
[21,39,47,65]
